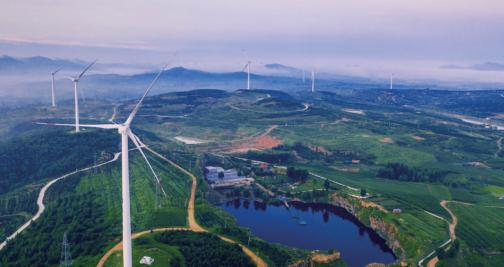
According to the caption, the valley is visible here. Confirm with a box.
[1,87,504,267]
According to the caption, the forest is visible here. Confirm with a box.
[377,163,451,184]
[0,129,118,194]
[0,193,119,266]
[154,231,254,267]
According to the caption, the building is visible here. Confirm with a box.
[205,166,254,188]
[140,256,154,265]
[392,208,402,214]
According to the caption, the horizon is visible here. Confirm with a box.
[1,0,504,84]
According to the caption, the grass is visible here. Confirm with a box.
[448,203,504,252]
[75,152,191,232]
[105,235,183,267]
[486,185,504,196]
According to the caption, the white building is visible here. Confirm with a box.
[140,256,154,265]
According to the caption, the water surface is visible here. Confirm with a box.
[221,199,396,267]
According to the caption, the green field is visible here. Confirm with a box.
[0,150,191,266]
[3,88,504,266]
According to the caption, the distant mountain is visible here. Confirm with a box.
[264,63,303,75]
[0,55,87,74]
[441,62,504,72]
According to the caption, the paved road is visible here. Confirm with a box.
[0,153,121,251]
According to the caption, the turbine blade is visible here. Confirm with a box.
[127,131,167,197]
[241,62,249,72]
[52,67,62,75]
[36,122,118,129]
[77,59,97,79]
[124,66,167,126]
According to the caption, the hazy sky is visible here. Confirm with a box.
[1,0,504,82]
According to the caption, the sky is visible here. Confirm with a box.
[1,0,504,82]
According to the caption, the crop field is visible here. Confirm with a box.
[448,203,504,252]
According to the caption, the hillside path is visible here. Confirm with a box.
[424,200,459,267]
[496,137,503,157]
[0,153,121,251]
[97,145,267,267]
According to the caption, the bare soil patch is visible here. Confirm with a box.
[412,135,425,141]
[311,251,341,263]
[361,200,388,213]
[227,135,282,153]
[380,137,394,144]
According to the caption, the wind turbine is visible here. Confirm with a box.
[51,68,62,108]
[67,60,97,133]
[38,67,167,267]
[242,61,251,89]
[390,73,394,90]
[311,70,315,93]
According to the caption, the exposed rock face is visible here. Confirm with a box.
[330,193,356,214]
[369,216,404,258]
[329,192,405,260]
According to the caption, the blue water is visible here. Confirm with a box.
[221,199,396,267]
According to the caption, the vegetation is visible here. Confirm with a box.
[377,163,452,185]
[0,129,118,194]
[286,167,309,182]
[155,231,254,267]
[0,193,118,266]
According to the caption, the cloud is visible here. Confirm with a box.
[441,62,504,71]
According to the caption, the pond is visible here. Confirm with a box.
[221,199,396,267]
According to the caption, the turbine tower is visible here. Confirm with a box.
[66,60,97,132]
[390,73,394,90]
[311,70,315,93]
[38,67,168,267]
[242,61,251,89]
[51,68,62,108]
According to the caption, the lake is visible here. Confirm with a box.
[221,199,396,267]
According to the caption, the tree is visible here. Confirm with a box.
[360,188,367,197]
[324,179,330,190]
[436,247,446,259]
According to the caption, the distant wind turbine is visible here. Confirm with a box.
[390,73,394,90]
[66,60,97,132]
[242,61,251,89]
[50,68,62,108]
[302,70,306,83]
[311,70,315,93]
[38,67,168,267]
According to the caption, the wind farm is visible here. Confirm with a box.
[1,1,504,267]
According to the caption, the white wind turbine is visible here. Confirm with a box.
[311,70,315,93]
[242,61,251,89]
[38,67,167,267]
[66,60,97,133]
[50,68,62,108]
[390,73,394,89]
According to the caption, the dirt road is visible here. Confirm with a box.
[97,146,266,267]
[425,200,459,267]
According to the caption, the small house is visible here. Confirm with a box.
[140,256,154,265]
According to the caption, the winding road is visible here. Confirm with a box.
[420,200,470,267]
[0,153,121,251]
[97,144,267,267]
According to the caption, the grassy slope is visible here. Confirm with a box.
[0,151,191,266]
